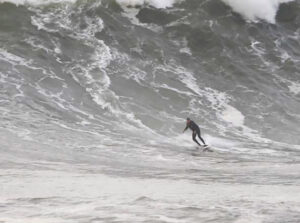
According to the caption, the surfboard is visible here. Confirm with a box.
[202,145,213,152]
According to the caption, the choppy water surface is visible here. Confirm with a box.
[0,0,300,222]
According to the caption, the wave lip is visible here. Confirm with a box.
[221,0,295,23]
[0,0,76,6]
[1,0,295,24]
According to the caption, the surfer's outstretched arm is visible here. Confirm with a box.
[183,125,188,133]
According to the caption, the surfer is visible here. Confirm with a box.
[183,118,207,147]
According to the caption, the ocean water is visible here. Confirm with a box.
[0,0,300,222]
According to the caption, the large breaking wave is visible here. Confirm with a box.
[1,0,300,221]
[0,0,299,163]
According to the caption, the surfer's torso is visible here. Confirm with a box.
[187,120,200,132]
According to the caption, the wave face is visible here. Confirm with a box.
[1,0,300,222]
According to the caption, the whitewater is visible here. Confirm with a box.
[0,0,300,222]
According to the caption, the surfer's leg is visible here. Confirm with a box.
[197,130,206,145]
[192,131,201,146]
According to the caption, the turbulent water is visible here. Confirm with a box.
[1,0,300,222]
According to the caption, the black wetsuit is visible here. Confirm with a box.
[183,120,206,146]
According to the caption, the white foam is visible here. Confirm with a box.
[273,74,300,96]
[171,37,192,55]
[0,49,29,66]
[152,83,194,97]
[288,82,300,95]
[220,104,245,127]
[116,0,177,9]
[221,0,295,23]
[0,0,76,6]
[118,3,163,32]
[204,135,238,148]
[158,216,185,223]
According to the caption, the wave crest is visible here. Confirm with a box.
[0,0,76,6]
[221,0,295,23]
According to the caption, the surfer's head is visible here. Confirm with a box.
[186,117,191,123]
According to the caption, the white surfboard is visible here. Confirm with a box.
[202,145,213,152]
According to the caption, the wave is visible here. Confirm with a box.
[0,0,296,23]
[115,0,297,24]
[221,0,295,23]
[0,0,76,6]
[0,2,300,221]
[0,0,299,152]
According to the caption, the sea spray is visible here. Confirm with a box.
[0,0,76,6]
[221,0,295,23]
